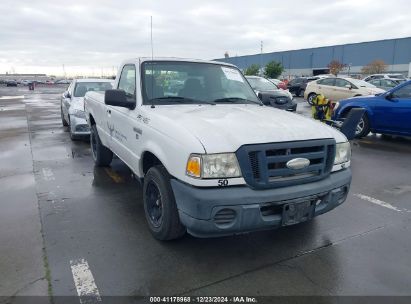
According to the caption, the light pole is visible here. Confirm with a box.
[260,41,263,76]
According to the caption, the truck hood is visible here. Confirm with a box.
[152,104,347,153]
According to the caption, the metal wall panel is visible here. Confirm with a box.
[216,37,411,72]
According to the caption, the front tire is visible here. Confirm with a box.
[307,93,316,105]
[90,124,113,166]
[61,105,68,126]
[355,114,371,138]
[344,111,370,138]
[143,166,186,241]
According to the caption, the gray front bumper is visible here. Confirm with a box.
[70,116,90,136]
[171,169,351,237]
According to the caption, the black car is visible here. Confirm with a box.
[287,76,320,97]
[6,80,18,87]
[245,76,297,112]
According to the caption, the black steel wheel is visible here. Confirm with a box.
[90,124,113,167]
[143,165,186,240]
[145,180,163,228]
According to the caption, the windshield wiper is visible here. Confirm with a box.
[149,96,216,105]
[212,97,262,105]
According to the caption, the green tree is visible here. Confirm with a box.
[244,64,260,76]
[263,61,284,79]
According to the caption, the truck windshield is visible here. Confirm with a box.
[141,61,260,105]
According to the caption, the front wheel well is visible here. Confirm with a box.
[142,152,163,175]
[89,114,96,126]
[341,107,369,119]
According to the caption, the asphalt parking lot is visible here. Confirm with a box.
[1,85,411,302]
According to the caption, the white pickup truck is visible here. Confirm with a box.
[85,58,352,240]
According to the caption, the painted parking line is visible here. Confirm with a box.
[70,258,102,304]
[104,168,124,183]
[0,95,25,100]
[354,193,402,212]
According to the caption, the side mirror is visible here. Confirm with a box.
[385,92,394,100]
[65,91,71,99]
[105,89,136,109]
[345,84,352,90]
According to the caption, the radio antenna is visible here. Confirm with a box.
[150,16,155,108]
[150,16,154,60]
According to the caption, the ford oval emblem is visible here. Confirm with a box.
[286,158,310,170]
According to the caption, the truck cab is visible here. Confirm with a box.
[85,58,352,240]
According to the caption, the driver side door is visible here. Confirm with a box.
[373,83,411,135]
[108,64,138,167]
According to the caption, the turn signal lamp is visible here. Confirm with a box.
[186,155,201,178]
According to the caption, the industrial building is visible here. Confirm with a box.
[216,37,411,78]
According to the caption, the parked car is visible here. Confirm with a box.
[333,80,411,138]
[367,78,401,91]
[61,79,113,140]
[304,77,385,105]
[245,76,296,111]
[21,80,31,86]
[85,57,352,240]
[55,79,71,84]
[287,76,321,97]
[269,78,287,90]
[6,80,18,87]
[363,73,406,82]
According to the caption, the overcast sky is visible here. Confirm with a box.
[1,0,411,76]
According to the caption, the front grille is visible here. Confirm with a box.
[213,208,236,227]
[236,139,336,189]
[273,96,289,105]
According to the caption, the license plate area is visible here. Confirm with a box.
[282,200,315,226]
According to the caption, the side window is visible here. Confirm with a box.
[118,65,136,101]
[317,78,335,86]
[369,79,380,86]
[382,79,395,88]
[392,84,411,99]
[335,79,351,88]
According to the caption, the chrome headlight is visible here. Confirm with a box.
[72,109,86,119]
[186,153,242,179]
[334,142,351,165]
[333,101,340,111]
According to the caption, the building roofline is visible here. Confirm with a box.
[216,36,411,60]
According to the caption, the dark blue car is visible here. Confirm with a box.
[333,80,411,138]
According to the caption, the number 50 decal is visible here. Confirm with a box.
[218,179,229,187]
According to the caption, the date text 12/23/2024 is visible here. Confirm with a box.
[150,296,258,303]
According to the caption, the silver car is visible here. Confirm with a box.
[61,79,113,140]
